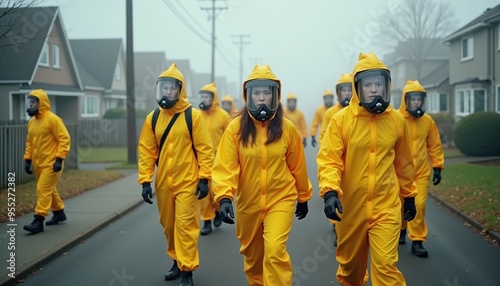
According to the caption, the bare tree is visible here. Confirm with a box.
[375,0,458,80]
[0,0,44,49]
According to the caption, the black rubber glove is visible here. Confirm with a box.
[302,138,307,148]
[53,157,63,172]
[432,168,441,185]
[403,197,416,221]
[195,179,209,200]
[24,160,33,174]
[324,191,343,221]
[295,202,308,220]
[142,182,153,204]
[219,198,234,224]
[311,136,317,147]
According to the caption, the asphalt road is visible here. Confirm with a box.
[20,147,500,286]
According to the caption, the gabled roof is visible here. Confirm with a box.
[384,38,449,66]
[0,6,57,82]
[70,38,123,89]
[134,51,167,85]
[420,61,449,88]
[443,3,500,43]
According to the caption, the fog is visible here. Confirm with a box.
[44,0,499,119]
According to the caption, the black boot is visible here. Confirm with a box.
[200,220,212,235]
[213,211,222,228]
[46,209,67,225]
[411,241,428,257]
[165,260,181,280]
[179,271,193,286]
[332,224,338,247]
[399,229,407,245]
[23,215,44,234]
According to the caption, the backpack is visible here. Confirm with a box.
[151,106,197,163]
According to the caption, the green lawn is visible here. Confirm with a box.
[78,147,127,163]
[443,147,465,158]
[430,164,500,232]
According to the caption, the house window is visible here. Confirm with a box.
[427,93,448,113]
[455,89,485,116]
[461,36,474,61]
[496,85,500,112]
[52,44,60,68]
[474,90,485,112]
[81,96,99,117]
[39,42,49,66]
[498,23,500,50]
[115,62,121,80]
[398,62,404,79]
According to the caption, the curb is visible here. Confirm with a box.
[0,183,144,286]
[429,192,500,244]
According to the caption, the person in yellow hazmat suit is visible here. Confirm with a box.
[283,92,308,147]
[310,89,334,147]
[317,52,418,286]
[212,64,312,286]
[197,82,231,235]
[318,73,353,246]
[397,80,444,258]
[137,63,214,286]
[221,94,239,118]
[319,73,353,144]
[23,89,71,234]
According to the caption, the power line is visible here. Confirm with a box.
[173,0,210,35]
[162,0,211,44]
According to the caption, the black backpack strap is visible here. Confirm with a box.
[156,112,181,166]
[152,108,160,135]
[184,106,197,160]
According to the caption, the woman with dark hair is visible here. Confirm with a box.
[212,64,312,285]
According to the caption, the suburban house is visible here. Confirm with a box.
[70,38,127,118]
[443,4,500,119]
[0,6,83,122]
[134,51,168,111]
[384,38,450,110]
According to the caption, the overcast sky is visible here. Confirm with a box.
[42,0,499,117]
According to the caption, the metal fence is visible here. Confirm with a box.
[0,123,78,189]
[70,119,145,148]
[1,118,147,189]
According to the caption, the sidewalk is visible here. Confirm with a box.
[0,167,142,286]
[1,156,499,285]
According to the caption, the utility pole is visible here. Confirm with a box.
[126,0,136,164]
[232,34,251,97]
[200,0,227,83]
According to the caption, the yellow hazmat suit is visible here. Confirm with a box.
[198,82,230,221]
[137,63,214,272]
[283,92,308,140]
[212,65,312,286]
[317,53,417,286]
[398,80,444,242]
[23,89,71,217]
[319,73,353,144]
[221,95,239,118]
[309,89,333,137]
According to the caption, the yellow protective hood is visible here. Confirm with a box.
[323,89,334,97]
[200,82,220,108]
[242,64,281,103]
[158,62,190,113]
[222,95,234,103]
[287,92,297,100]
[29,89,51,114]
[336,73,352,86]
[400,80,426,117]
[349,52,391,116]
